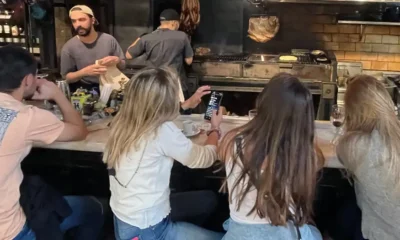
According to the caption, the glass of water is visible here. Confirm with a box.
[248,109,257,120]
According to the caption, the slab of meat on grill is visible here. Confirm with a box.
[248,16,280,43]
[195,47,211,56]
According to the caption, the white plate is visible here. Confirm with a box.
[317,57,328,62]
[183,128,201,137]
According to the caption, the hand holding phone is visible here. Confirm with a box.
[210,108,223,129]
[204,91,223,121]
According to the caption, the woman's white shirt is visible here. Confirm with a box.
[109,121,217,228]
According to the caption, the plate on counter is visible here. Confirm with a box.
[182,128,201,137]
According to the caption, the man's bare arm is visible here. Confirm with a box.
[126,38,141,59]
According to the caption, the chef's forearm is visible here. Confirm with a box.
[65,70,86,83]
[117,60,126,70]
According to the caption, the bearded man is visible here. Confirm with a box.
[60,5,125,92]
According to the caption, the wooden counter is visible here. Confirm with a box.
[33,114,343,168]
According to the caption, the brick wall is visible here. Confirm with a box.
[246,4,400,72]
[315,23,400,71]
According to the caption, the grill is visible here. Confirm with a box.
[292,55,315,64]
[194,55,248,62]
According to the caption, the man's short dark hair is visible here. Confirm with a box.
[0,46,37,93]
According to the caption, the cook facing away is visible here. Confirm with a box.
[126,9,193,98]
[60,5,125,92]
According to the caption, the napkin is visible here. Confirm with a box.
[96,60,129,91]
[96,60,185,103]
[99,84,113,104]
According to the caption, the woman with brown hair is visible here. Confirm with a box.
[336,75,400,240]
[218,73,323,240]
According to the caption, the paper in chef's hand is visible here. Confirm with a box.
[96,60,129,91]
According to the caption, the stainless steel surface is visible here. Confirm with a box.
[336,61,362,105]
[322,83,336,99]
[200,76,323,94]
[338,20,400,26]
[191,49,338,120]
[247,54,278,63]
[337,62,362,75]
[56,80,71,101]
[383,74,400,115]
[192,62,243,77]
[337,61,363,87]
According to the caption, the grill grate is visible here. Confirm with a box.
[295,55,315,64]
[195,55,248,62]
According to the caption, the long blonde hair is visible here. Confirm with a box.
[103,68,180,169]
[337,75,400,185]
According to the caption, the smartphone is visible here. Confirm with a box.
[204,91,223,121]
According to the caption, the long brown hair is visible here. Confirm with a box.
[219,73,319,226]
[103,68,180,169]
[337,75,400,185]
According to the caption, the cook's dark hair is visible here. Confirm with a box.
[0,46,37,93]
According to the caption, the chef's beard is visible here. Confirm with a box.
[75,26,92,37]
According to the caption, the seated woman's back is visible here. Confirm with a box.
[103,68,224,240]
[109,121,198,224]
[219,73,323,240]
[337,75,400,240]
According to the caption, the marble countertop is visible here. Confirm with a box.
[33,114,343,169]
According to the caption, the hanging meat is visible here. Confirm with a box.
[248,16,280,43]
[180,0,200,37]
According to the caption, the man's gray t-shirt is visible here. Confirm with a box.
[127,29,193,91]
[60,32,125,84]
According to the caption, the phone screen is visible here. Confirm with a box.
[204,91,223,120]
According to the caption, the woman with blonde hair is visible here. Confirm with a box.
[336,75,400,240]
[104,68,224,240]
[218,73,323,240]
